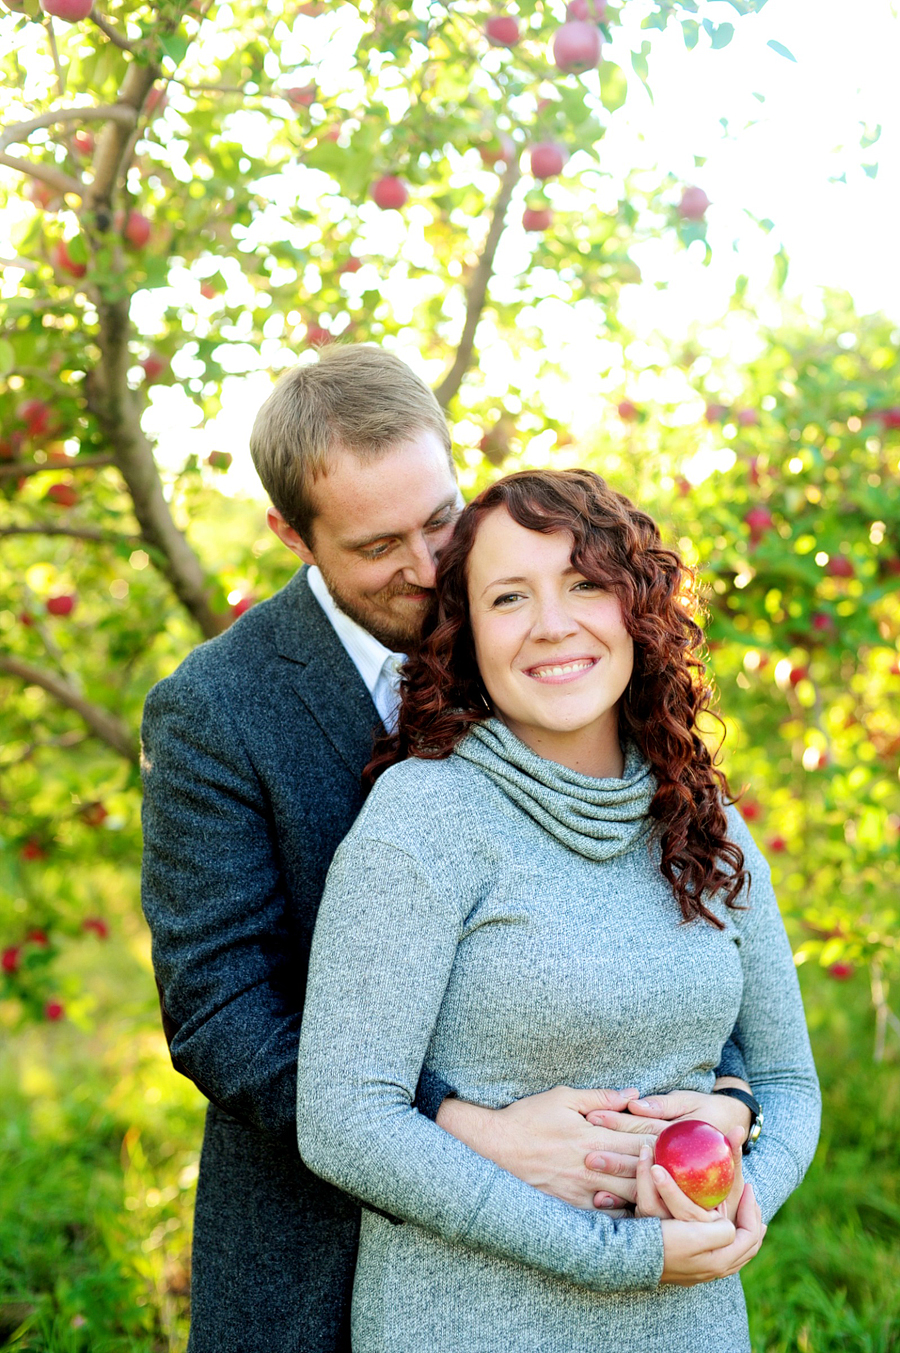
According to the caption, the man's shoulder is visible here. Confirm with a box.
[146,571,317,707]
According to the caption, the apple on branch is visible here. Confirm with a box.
[654,1120,735,1209]
[552,20,602,74]
[40,0,92,21]
[523,206,553,232]
[371,176,409,210]
[529,142,567,180]
[485,15,520,47]
[679,186,711,221]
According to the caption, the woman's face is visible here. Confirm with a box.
[466,507,635,775]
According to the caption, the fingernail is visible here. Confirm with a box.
[639,1145,650,1162]
[596,1195,616,1208]
[592,1155,608,1172]
[635,1099,656,1110]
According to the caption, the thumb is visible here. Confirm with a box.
[627,1091,694,1119]
[697,1218,737,1251]
[570,1087,640,1115]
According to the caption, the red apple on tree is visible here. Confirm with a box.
[44,1000,65,1021]
[617,400,639,422]
[679,186,711,221]
[789,664,808,687]
[230,594,256,618]
[18,398,51,437]
[26,179,59,211]
[828,962,854,981]
[80,800,109,827]
[567,0,606,18]
[737,408,759,427]
[745,506,774,542]
[485,15,520,47]
[306,324,332,348]
[1,947,20,975]
[371,176,408,210]
[72,130,94,156]
[552,20,602,73]
[338,256,362,275]
[207,450,233,470]
[529,142,567,180]
[46,593,77,617]
[200,281,219,299]
[705,402,728,423]
[26,928,50,946]
[46,482,79,508]
[876,407,900,430]
[121,210,152,249]
[20,838,49,860]
[826,555,854,579]
[523,206,552,232]
[40,0,93,21]
[51,238,87,278]
[654,1120,735,1209]
[141,353,169,383]
[284,84,317,107]
[83,916,110,939]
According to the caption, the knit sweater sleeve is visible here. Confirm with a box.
[724,807,822,1222]
[296,782,664,1295]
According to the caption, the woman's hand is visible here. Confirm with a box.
[634,1128,746,1224]
[660,1183,766,1285]
[585,1086,752,1143]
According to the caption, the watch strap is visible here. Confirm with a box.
[713,1086,763,1154]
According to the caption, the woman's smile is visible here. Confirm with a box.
[524,656,599,683]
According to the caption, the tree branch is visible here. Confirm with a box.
[87,66,161,211]
[88,9,135,51]
[0,654,139,763]
[0,153,80,198]
[433,155,520,409]
[0,455,116,481]
[87,295,227,638]
[0,104,137,153]
[0,523,139,545]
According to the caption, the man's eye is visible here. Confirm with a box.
[425,512,454,533]
[361,542,392,559]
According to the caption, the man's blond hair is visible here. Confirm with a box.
[250,345,453,543]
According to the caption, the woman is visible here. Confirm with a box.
[297,469,820,1352]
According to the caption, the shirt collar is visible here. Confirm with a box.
[305,565,406,697]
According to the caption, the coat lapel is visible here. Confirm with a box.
[270,569,384,776]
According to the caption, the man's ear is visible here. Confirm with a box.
[267,507,315,566]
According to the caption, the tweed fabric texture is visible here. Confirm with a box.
[297,725,820,1353]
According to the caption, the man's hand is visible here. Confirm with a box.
[635,1128,747,1225]
[436,1086,647,1212]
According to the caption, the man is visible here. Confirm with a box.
[141,345,756,1353]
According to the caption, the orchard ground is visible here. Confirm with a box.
[0,894,897,1353]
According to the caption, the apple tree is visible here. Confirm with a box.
[0,0,777,1022]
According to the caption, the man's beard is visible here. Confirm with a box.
[318,565,434,652]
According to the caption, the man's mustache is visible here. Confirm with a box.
[384,584,435,600]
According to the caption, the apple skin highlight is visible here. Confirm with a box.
[654,1119,735,1209]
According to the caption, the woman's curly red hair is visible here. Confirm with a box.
[366,468,747,926]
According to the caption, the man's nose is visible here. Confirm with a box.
[401,531,438,587]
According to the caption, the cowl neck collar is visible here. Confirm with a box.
[455,718,656,862]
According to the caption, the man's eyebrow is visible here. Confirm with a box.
[343,496,458,552]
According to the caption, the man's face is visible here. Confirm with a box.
[269,430,459,650]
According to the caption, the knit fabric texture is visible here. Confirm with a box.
[297,726,821,1353]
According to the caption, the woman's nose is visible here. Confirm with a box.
[531,599,578,642]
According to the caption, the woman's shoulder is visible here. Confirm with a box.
[353,754,488,843]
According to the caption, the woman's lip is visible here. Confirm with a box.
[523,657,599,684]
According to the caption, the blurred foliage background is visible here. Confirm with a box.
[1,0,898,1347]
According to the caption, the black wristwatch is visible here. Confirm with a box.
[713,1087,763,1154]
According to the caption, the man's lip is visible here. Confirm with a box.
[523,656,600,684]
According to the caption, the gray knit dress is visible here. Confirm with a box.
[297,720,821,1353]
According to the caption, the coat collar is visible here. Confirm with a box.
[270,568,383,776]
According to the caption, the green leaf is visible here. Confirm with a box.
[767,39,797,61]
[681,19,700,49]
[0,339,14,376]
[862,163,878,180]
[159,34,190,66]
[703,19,735,48]
[598,61,627,114]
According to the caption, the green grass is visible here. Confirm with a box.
[0,945,897,1352]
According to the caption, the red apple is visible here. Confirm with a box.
[40,0,93,21]
[740,799,762,822]
[73,130,94,156]
[44,1000,65,1021]
[26,928,50,946]
[523,206,552,232]
[371,176,408,210]
[767,836,787,853]
[737,408,759,427]
[617,400,639,422]
[122,210,152,249]
[789,665,808,687]
[529,142,567,180]
[826,554,854,579]
[744,506,773,540]
[46,593,77,617]
[655,1120,735,1209]
[145,85,168,116]
[20,838,48,860]
[200,281,218,299]
[306,324,332,347]
[52,238,87,278]
[705,402,728,424]
[18,398,51,437]
[230,594,256,618]
[19,611,35,627]
[80,801,108,827]
[811,612,835,635]
[479,137,514,167]
[83,916,110,939]
[141,353,168,382]
[26,179,59,211]
[485,15,520,46]
[679,186,710,221]
[552,20,602,73]
[828,962,854,981]
[1,947,20,975]
[46,482,79,507]
[876,407,900,430]
[284,84,317,107]
[567,0,606,18]
[207,450,232,470]
[338,255,362,274]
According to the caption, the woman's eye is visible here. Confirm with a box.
[492,592,522,607]
[574,580,603,593]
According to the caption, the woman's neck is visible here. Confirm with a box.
[496,715,625,780]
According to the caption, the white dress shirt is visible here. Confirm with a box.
[306,565,406,730]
